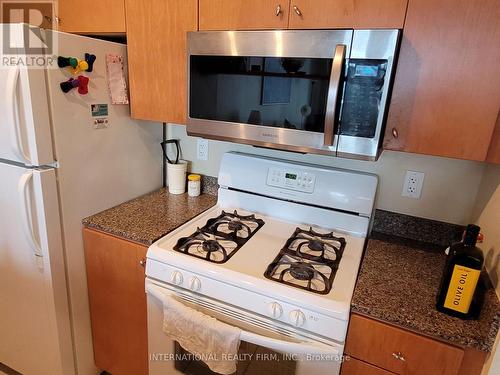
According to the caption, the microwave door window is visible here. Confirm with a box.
[339,59,388,138]
[189,56,332,133]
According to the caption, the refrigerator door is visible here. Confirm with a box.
[0,162,75,375]
[0,24,54,166]
[43,30,162,375]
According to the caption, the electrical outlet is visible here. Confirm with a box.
[197,138,209,160]
[402,170,425,199]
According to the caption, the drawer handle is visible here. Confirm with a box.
[293,5,302,16]
[139,258,146,267]
[392,351,406,362]
[275,4,282,16]
[392,127,399,138]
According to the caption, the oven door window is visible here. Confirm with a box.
[174,341,297,375]
[189,56,333,133]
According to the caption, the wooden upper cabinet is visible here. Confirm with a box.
[352,0,408,29]
[58,0,126,34]
[288,0,353,29]
[125,0,198,123]
[288,0,408,29]
[199,0,289,30]
[384,0,500,161]
[486,111,500,164]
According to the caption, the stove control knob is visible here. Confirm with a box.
[268,302,283,319]
[289,309,306,327]
[189,276,201,291]
[170,271,183,285]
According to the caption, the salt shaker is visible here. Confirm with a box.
[187,174,201,197]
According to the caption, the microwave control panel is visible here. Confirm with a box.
[266,167,316,193]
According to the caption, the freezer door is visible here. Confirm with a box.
[0,162,75,375]
[0,24,54,166]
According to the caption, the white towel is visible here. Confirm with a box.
[162,294,241,375]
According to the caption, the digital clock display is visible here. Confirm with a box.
[285,173,297,180]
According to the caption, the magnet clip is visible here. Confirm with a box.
[57,56,78,68]
[60,75,90,95]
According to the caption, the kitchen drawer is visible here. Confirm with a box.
[342,357,396,375]
[345,314,464,375]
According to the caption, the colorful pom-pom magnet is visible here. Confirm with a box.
[85,53,96,72]
[60,75,90,95]
[58,56,78,68]
[70,59,89,75]
[57,53,96,74]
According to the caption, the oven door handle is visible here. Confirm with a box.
[323,44,346,147]
[146,283,341,356]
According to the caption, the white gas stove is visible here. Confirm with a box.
[145,152,377,375]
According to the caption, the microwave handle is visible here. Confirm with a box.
[323,44,346,146]
[146,282,340,356]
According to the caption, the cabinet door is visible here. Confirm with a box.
[83,228,148,375]
[345,314,464,375]
[486,111,500,164]
[58,0,125,34]
[384,0,500,161]
[125,0,198,123]
[341,357,396,375]
[199,0,289,30]
[288,0,407,29]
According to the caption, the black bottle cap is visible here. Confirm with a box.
[464,224,481,246]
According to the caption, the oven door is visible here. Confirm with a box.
[187,30,352,156]
[146,280,344,375]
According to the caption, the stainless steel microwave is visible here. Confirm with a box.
[187,30,400,160]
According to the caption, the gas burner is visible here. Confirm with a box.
[264,227,346,294]
[206,210,265,240]
[173,211,265,263]
[288,227,345,262]
[289,262,316,281]
[173,228,238,263]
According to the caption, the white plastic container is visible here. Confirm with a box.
[188,174,201,197]
[167,160,188,194]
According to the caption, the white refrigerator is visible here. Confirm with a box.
[0,24,162,375]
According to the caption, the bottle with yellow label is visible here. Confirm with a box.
[436,224,484,319]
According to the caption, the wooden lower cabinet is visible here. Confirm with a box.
[83,228,148,375]
[343,314,485,375]
[341,357,396,375]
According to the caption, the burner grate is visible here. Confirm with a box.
[173,210,264,263]
[264,227,346,294]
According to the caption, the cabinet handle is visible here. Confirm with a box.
[275,4,282,16]
[293,5,302,16]
[392,127,399,138]
[139,258,146,267]
[392,351,406,361]
[45,15,61,23]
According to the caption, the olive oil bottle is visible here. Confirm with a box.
[436,224,484,319]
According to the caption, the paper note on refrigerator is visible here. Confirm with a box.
[106,54,129,104]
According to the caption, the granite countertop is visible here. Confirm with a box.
[82,188,217,245]
[352,233,500,352]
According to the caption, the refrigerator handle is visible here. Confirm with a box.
[7,66,31,164]
[18,171,43,260]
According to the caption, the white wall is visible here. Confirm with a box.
[473,164,500,375]
[168,124,485,225]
